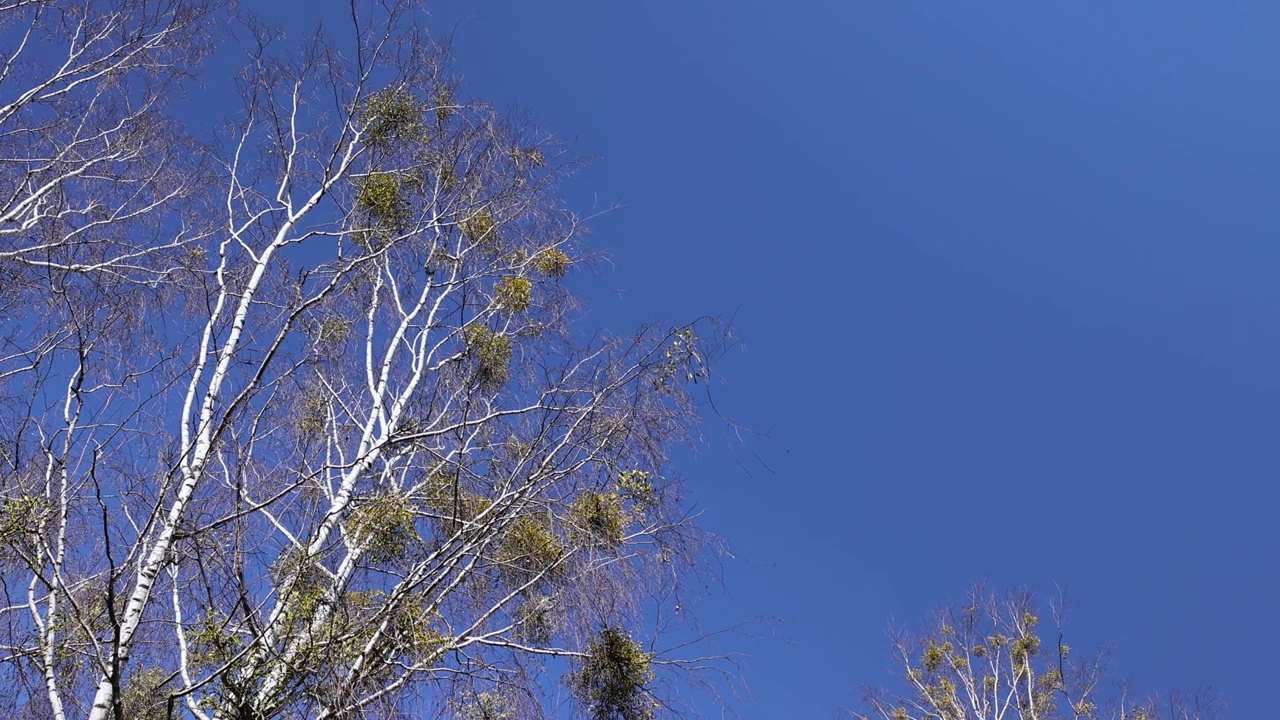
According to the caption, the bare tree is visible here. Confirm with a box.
[1,2,213,718]
[849,586,1223,720]
[0,0,210,270]
[0,2,736,719]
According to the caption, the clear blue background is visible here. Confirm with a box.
[270,2,1278,716]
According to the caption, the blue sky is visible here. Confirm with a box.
[265,2,1277,716]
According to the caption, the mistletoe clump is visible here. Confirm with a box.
[496,276,533,313]
[362,88,425,148]
[348,492,418,563]
[567,629,657,720]
[570,491,628,548]
[357,172,412,228]
[463,325,513,390]
[534,247,572,277]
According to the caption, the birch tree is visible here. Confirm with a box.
[0,0,209,270]
[1,1,212,717]
[850,586,1222,720]
[0,2,735,718]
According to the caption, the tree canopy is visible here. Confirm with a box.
[0,2,731,718]
[850,586,1223,720]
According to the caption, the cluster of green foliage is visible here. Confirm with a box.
[502,433,532,459]
[0,493,45,547]
[437,163,460,191]
[920,641,948,672]
[593,417,630,452]
[510,146,546,170]
[119,666,171,720]
[188,612,242,671]
[424,469,493,536]
[498,515,564,582]
[362,88,425,148]
[616,469,655,507]
[297,393,326,437]
[570,491,628,548]
[514,595,555,645]
[393,593,450,663]
[656,327,703,388]
[434,85,455,125]
[182,244,207,270]
[317,316,351,344]
[357,172,412,228]
[534,247,572,277]
[459,691,513,720]
[567,628,657,720]
[271,549,327,629]
[463,325,513,390]
[348,492,418,563]
[495,276,533,313]
[460,209,496,245]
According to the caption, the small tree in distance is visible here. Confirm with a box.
[850,586,1222,720]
